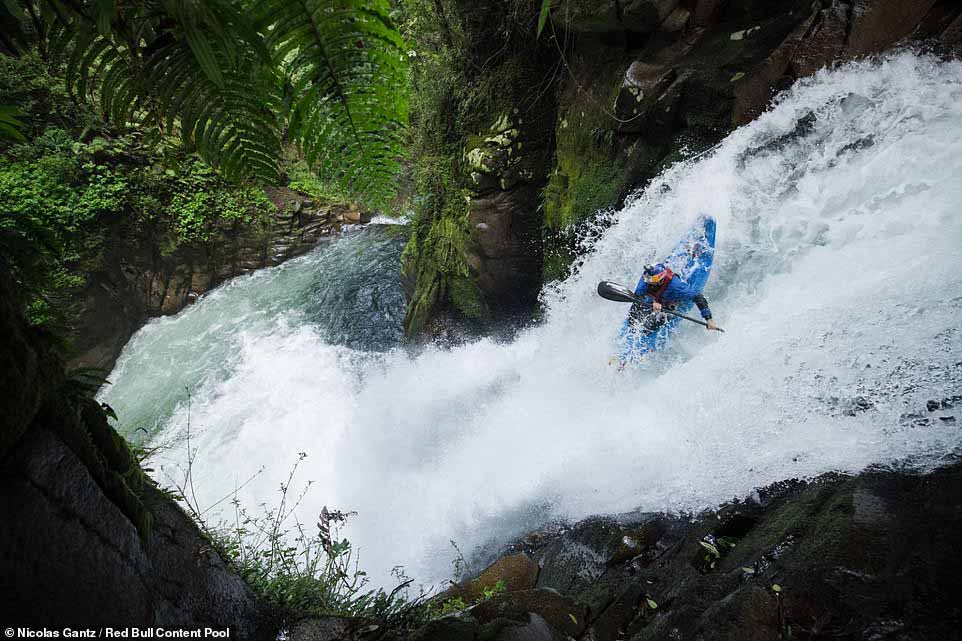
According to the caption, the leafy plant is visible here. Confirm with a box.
[3,0,409,206]
[261,0,408,204]
[481,579,507,600]
[693,532,741,573]
[0,105,25,140]
[536,0,551,37]
[426,578,507,619]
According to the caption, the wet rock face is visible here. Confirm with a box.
[0,274,261,636]
[422,464,962,641]
[543,0,962,281]
[442,552,540,604]
[0,427,259,633]
[68,186,359,372]
[553,0,681,34]
[462,104,555,314]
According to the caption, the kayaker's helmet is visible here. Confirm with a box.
[643,263,670,286]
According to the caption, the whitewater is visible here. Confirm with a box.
[101,52,962,589]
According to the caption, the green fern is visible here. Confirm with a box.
[259,0,408,206]
[5,0,408,204]
[0,105,26,140]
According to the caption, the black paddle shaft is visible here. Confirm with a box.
[596,281,724,333]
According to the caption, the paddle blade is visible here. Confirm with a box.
[597,281,639,303]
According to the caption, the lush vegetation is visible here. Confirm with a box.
[0,0,411,331]
[0,0,408,205]
[0,54,287,329]
[159,434,428,628]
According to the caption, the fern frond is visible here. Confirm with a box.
[144,25,283,182]
[48,0,283,182]
[259,0,408,207]
[19,0,408,195]
[0,105,26,141]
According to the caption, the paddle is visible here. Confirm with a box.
[597,281,725,332]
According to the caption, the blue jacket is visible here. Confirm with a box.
[633,274,713,320]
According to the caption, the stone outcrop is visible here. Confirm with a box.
[400,0,561,336]
[0,266,261,635]
[441,552,540,603]
[464,111,553,312]
[0,427,259,632]
[68,186,361,372]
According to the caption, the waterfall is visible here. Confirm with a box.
[101,52,962,588]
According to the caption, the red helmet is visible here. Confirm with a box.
[643,263,670,286]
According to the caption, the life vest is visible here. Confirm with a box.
[650,267,675,302]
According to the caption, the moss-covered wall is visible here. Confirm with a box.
[400,0,559,336]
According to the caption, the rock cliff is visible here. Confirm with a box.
[68,187,362,372]
[0,266,262,636]
[287,461,962,640]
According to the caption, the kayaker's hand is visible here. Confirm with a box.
[652,302,662,312]
[707,319,717,331]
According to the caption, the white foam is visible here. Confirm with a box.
[102,52,962,589]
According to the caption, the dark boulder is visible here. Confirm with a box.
[471,589,588,639]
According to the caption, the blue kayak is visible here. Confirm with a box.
[617,215,717,365]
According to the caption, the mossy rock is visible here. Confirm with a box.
[471,589,588,639]
[443,553,540,604]
[410,617,477,641]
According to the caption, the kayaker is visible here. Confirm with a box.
[628,263,717,334]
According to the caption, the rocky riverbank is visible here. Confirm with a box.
[68,187,364,372]
[287,459,962,641]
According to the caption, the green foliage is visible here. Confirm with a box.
[0,52,98,138]
[482,579,507,600]
[3,0,408,206]
[400,150,483,333]
[168,446,424,628]
[427,579,506,619]
[0,104,25,140]
[0,50,280,328]
[260,0,408,207]
[693,534,739,573]
[536,0,552,37]
[0,126,132,325]
[166,158,277,243]
[430,594,468,617]
[285,151,353,204]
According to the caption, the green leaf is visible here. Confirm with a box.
[95,0,115,36]
[1,0,22,17]
[646,598,658,609]
[259,0,408,206]
[699,540,720,558]
[0,106,26,142]
[537,0,551,37]
[772,584,782,593]
[182,18,226,89]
